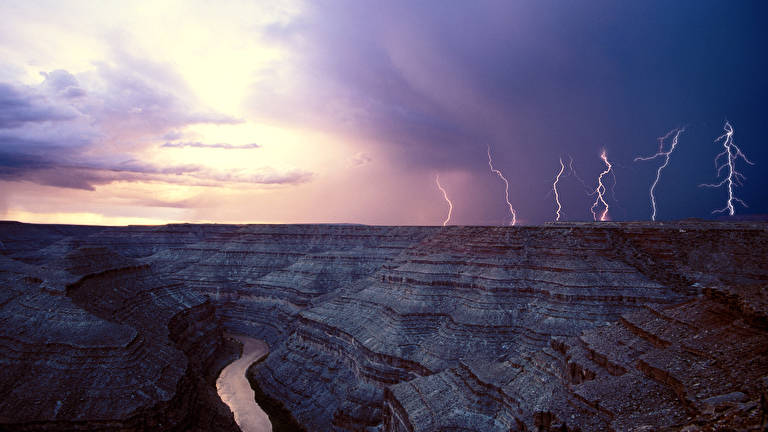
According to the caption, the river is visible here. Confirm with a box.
[216,334,272,432]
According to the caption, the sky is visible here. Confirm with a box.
[0,0,766,226]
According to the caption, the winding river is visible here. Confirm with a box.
[216,334,272,432]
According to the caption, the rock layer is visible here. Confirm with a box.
[0,223,240,431]
[0,220,766,431]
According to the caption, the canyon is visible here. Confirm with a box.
[0,220,766,431]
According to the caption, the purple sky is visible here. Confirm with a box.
[1,1,766,225]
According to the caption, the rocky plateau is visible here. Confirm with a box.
[0,220,766,431]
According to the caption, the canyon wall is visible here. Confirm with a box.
[0,221,766,431]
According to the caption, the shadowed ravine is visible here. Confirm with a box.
[217,335,272,432]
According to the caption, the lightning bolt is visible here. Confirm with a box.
[567,156,594,194]
[550,155,594,221]
[634,127,685,221]
[590,150,613,222]
[699,121,754,215]
[487,145,517,226]
[552,157,566,221]
[435,174,453,226]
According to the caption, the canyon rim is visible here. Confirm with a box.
[0,221,766,431]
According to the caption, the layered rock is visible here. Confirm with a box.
[0,231,239,430]
[385,284,768,431]
[0,224,437,429]
[153,225,439,343]
[379,223,768,431]
[0,221,766,431]
[252,225,699,430]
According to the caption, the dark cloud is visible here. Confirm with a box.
[0,149,310,190]
[0,82,80,128]
[0,58,301,190]
[249,2,513,167]
[0,149,196,190]
[248,0,768,222]
[40,70,86,99]
[162,141,261,149]
[0,151,55,172]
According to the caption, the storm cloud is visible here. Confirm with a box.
[0,82,80,128]
[246,0,768,221]
[0,149,310,191]
[0,56,309,190]
[1,1,766,224]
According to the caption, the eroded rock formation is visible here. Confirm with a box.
[0,221,766,431]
